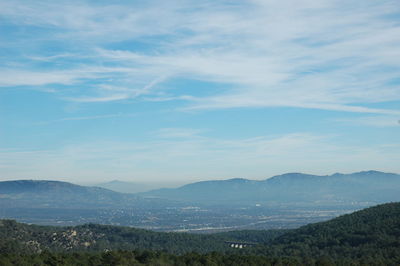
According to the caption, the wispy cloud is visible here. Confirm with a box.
[64,75,168,102]
[64,94,130,103]
[2,0,399,183]
[336,115,400,127]
[0,70,77,87]
[93,1,400,114]
[1,0,399,113]
[0,66,133,87]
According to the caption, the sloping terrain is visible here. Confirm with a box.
[2,171,399,209]
[0,219,286,254]
[0,180,133,209]
[141,171,400,205]
[1,202,400,258]
[0,180,179,210]
[251,202,400,263]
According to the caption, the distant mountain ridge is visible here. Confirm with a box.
[0,180,110,194]
[2,171,399,208]
[0,179,136,209]
[1,171,400,231]
[140,170,400,205]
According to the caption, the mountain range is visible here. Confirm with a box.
[1,170,400,230]
[139,170,400,205]
[0,180,136,209]
[1,170,400,208]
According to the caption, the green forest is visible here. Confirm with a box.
[1,202,400,265]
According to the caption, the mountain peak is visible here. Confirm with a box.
[0,180,79,193]
[353,170,387,175]
[267,172,318,181]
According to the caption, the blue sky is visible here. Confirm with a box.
[0,0,399,184]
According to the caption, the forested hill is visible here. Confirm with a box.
[0,203,400,256]
[253,202,400,263]
[273,201,400,247]
[0,219,286,254]
[1,203,400,264]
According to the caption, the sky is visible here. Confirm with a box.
[0,0,399,184]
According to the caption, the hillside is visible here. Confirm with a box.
[0,180,131,208]
[0,180,176,210]
[141,170,400,205]
[2,173,400,231]
[0,219,284,255]
[252,202,400,263]
[1,203,400,265]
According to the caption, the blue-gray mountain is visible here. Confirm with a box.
[0,180,175,209]
[140,170,400,205]
[1,171,399,230]
[0,180,135,209]
[1,171,399,208]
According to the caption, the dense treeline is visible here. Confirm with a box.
[1,203,400,265]
[0,250,342,266]
[1,249,398,265]
[0,219,284,254]
[215,229,288,244]
[232,202,400,264]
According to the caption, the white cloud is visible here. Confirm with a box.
[0,66,134,87]
[65,94,130,103]
[0,70,77,87]
[336,115,400,127]
[93,0,400,113]
[1,0,399,113]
